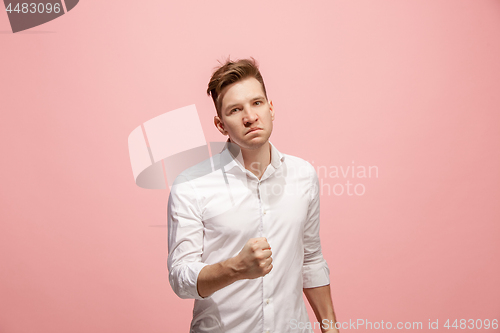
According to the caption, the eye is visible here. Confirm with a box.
[254,101,262,105]
[230,108,240,114]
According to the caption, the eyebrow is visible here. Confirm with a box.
[224,96,266,114]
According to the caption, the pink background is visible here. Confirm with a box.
[1,1,499,332]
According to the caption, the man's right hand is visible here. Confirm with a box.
[233,237,273,279]
[196,237,273,298]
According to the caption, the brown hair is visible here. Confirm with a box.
[207,57,268,118]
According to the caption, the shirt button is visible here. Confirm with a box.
[263,210,267,215]
[265,330,270,333]
[266,298,270,304]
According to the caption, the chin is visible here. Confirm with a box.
[244,137,270,149]
[230,131,271,149]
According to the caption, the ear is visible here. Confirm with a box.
[214,115,228,136]
[269,100,275,121]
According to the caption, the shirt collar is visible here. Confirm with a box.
[219,138,285,174]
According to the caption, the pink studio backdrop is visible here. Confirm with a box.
[1,1,499,332]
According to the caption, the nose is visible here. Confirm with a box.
[242,106,258,124]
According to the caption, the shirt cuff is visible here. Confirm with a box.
[302,260,331,288]
[170,261,214,300]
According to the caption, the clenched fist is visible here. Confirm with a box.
[234,237,273,279]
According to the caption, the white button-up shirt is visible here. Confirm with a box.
[167,140,330,333]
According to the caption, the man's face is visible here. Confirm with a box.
[214,77,275,151]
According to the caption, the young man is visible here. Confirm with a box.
[167,58,339,333]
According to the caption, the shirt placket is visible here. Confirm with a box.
[257,179,275,333]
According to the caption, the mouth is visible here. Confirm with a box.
[247,128,262,134]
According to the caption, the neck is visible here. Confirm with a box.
[240,141,271,180]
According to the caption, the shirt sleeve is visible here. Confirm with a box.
[302,163,331,288]
[167,175,213,300]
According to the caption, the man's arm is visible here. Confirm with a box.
[197,237,273,298]
[303,284,339,333]
[302,164,339,332]
[168,175,273,299]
